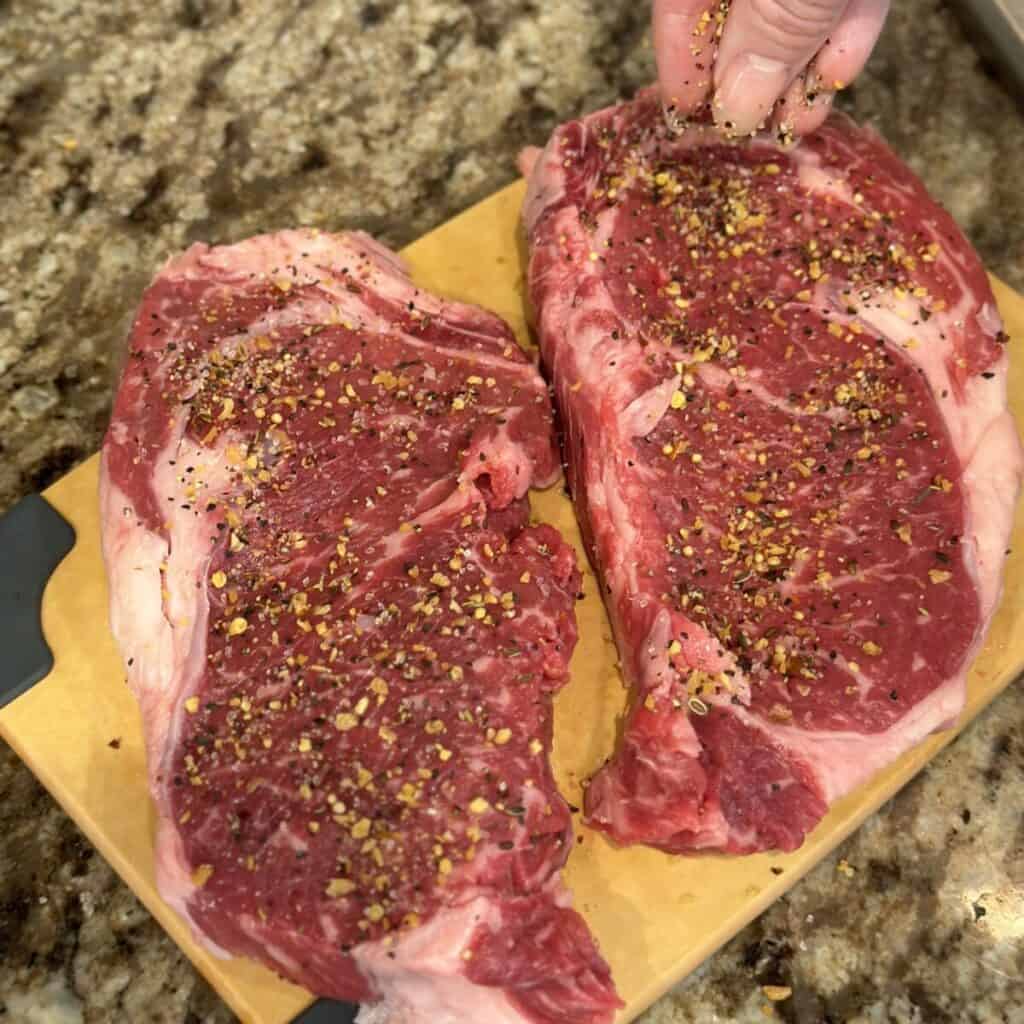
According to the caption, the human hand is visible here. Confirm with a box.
[653,0,890,138]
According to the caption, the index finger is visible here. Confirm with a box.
[654,0,725,123]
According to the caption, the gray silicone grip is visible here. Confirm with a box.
[291,999,359,1023]
[0,494,76,709]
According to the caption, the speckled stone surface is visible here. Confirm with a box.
[0,1,1022,1022]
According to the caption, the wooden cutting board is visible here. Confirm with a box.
[2,180,1022,1024]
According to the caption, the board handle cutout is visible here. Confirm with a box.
[291,999,358,1023]
[0,494,76,709]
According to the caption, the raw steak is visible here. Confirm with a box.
[99,230,620,1023]
[522,90,1022,854]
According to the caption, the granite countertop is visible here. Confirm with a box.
[1,1,1022,1022]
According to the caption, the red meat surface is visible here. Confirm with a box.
[100,229,620,1023]
[523,91,1022,854]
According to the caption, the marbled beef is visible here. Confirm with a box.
[522,91,1022,854]
[100,230,620,1023]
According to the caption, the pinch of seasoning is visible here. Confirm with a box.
[493,728,512,745]
[326,878,356,897]
[670,390,687,410]
[929,569,952,584]
[211,571,227,589]
[365,904,385,922]
[351,818,372,839]
[528,738,543,755]
[468,797,490,814]
[862,640,883,656]
[298,737,312,753]
[227,617,248,636]
[762,985,792,1001]
[184,696,200,714]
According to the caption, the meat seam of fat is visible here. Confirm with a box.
[99,452,224,950]
[353,897,527,1024]
[176,230,531,362]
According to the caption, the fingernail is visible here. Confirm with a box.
[800,89,835,134]
[811,88,835,109]
[713,54,790,137]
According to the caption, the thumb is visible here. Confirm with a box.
[712,0,847,135]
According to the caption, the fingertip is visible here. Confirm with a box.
[771,74,834,137]
[714,53,791,137]
[790,92,834,136]
[812,0,890,95]
[653,0,721,117]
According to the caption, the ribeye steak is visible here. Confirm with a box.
[522,91,1022,853]
[100,230,620,1022]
